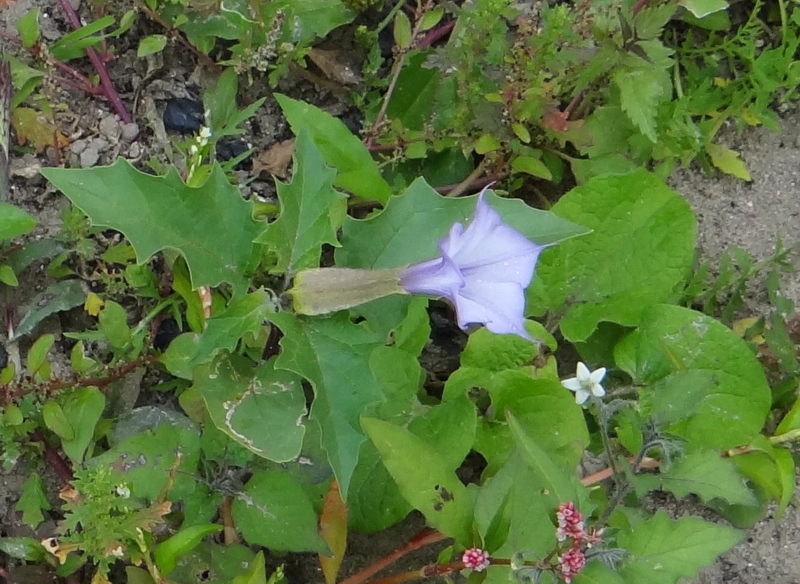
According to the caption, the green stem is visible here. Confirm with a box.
[131,298,174,339]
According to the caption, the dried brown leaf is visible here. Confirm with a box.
[308,48,361,86]
[253,138,296,179]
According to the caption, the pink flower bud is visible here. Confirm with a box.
[462,547,491,572]
[558,547,586,583]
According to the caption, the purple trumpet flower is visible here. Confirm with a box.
[400,189,544,339]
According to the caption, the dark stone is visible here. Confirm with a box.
[215,136,252,170]
[163,98,205,134]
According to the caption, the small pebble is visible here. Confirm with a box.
[128,142,143,158]
[121,122,140,141]
[80,146,100,168]
[10,154,42,179]
[70,139,87,155]
[99,115,121,142]
[90,137,110,152]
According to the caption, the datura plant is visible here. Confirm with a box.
[289,188,545,339]
[1,93,790,584]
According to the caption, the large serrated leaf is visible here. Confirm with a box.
[337,178,588,269]
[276,94,392,203]
[634,450,757,506]
[679,0,728,17]
[41,160,260,295]
[255,130,346,273]
[268,311,387,497]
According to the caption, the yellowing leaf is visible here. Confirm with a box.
[319,480,347,584]
[11,107,68,153]
[740,109,761,126]
[706,143,751,181]
[84,292,104,316]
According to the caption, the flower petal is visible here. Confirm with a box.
[453,281,531,339]
[574,389,590,405]
[400,253,464,301]
[451,194,542,287]
[576,362,591,381]
[589,367,607,384]
[459,244,542,289]
[561,378,583,392]
[592,385,606,398]
[438,221,467,258]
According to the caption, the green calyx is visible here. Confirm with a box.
[287,267,407,316]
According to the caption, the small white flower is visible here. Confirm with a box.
[197,126,212,146]
[561,362,606,405]
[189,144,199,155]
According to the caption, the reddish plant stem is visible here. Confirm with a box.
[51,129,63,166]
[2,355,156,406]
[563,90,585,119]
[417,20,455,50]
[56,0,131,122]
[444,158,490,198]
[46,356,154,393]
[581,456,659,486]
[30,429,74,483]
[365,561,466,584]
[632,0,650,15]
[52,74,102,96]
[435,174,499,195]
[50,59,98,91]
[340,528,447,584]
